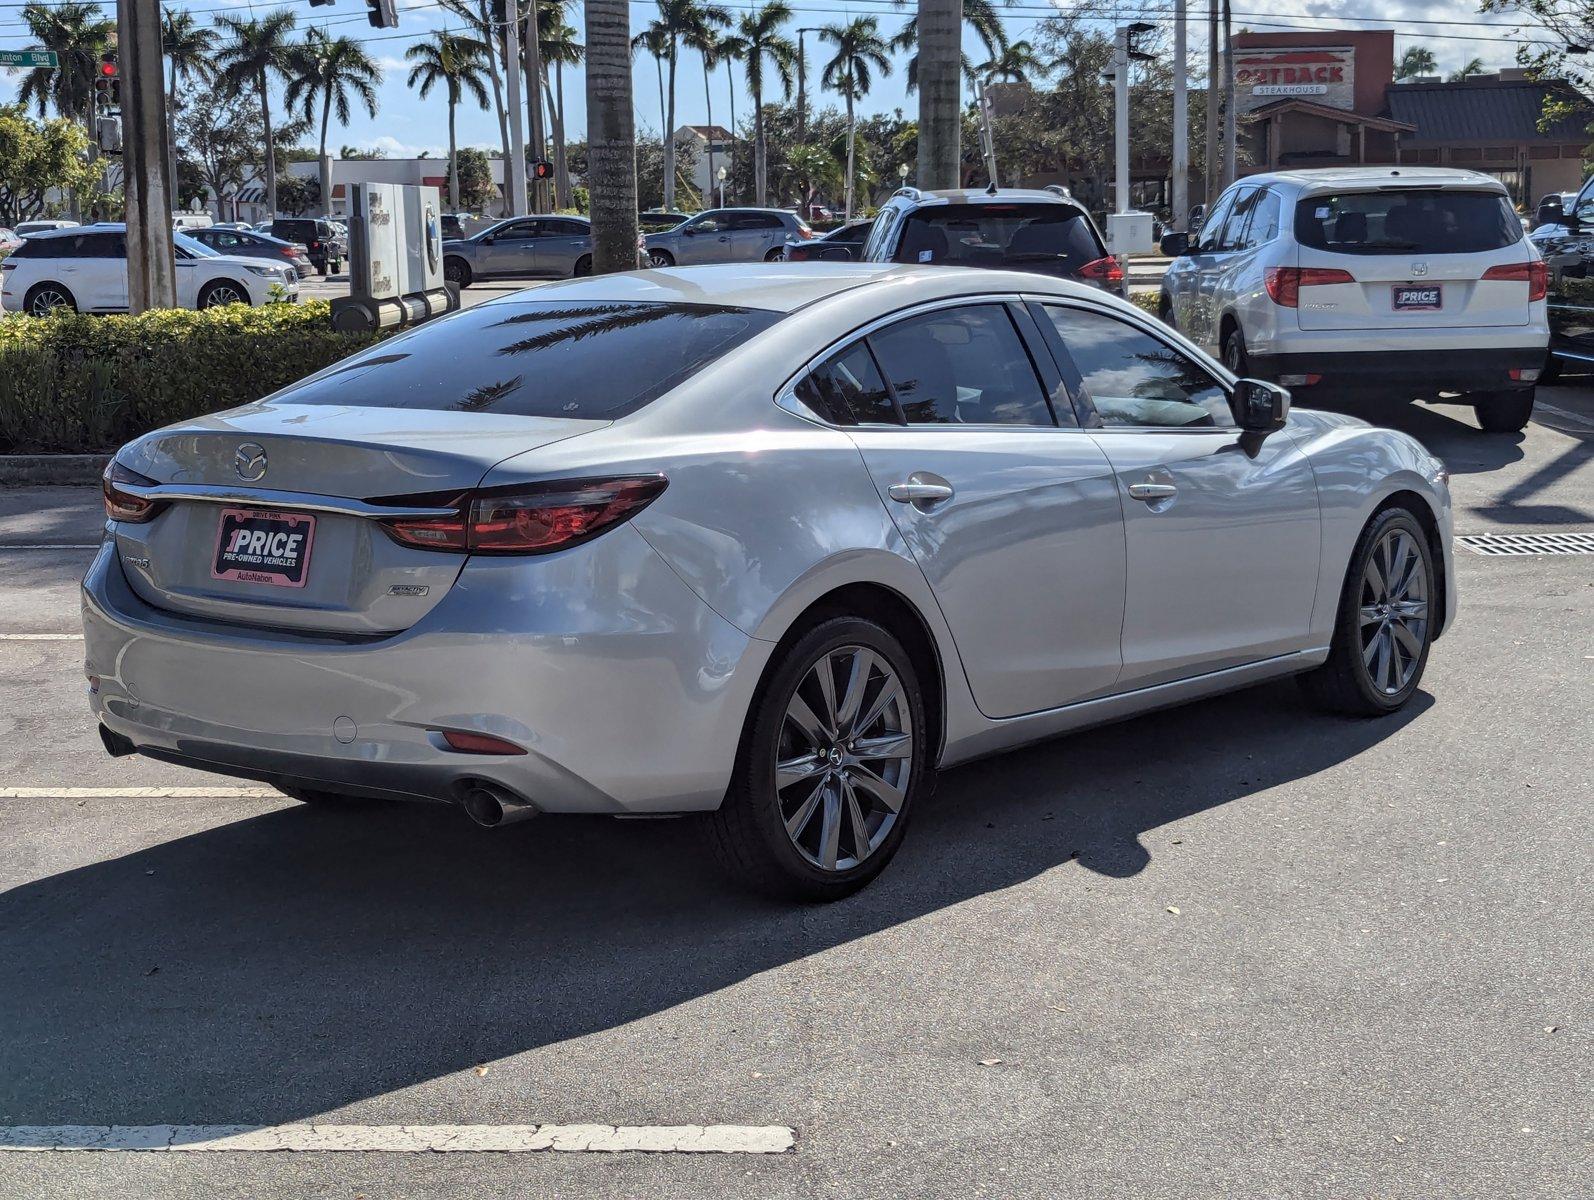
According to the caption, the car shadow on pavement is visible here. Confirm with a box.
[0,678,1430,1127]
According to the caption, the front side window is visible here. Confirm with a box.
[275,300,783,419]
[1042,306,1232,428]
[794,342,898,425]
[1195,191,1236,253]
[1213,188,1258,252]
[869,305,1054,426]
[1295,190,1522,254]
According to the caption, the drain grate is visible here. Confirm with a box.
[1456,532,1594,556]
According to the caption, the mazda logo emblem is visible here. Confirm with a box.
[235,443,268,482]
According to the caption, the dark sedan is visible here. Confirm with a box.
[184,227,313,278]
[783,218,874,263]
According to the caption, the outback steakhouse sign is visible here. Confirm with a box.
[1235,47,1355,112]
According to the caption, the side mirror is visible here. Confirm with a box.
[1159,231,1190,257]
[479,235,494,245]
[1234,378,1290,432]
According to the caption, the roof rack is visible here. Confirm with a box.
[891,186,923,200]
[1044,184,1073,198]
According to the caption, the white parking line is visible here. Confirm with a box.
[0,1124,796,1154]
[1535,401,1594,429]
[0,786,279,799]
[0,633,82,640]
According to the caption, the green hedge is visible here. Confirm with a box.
[0,302,387,455]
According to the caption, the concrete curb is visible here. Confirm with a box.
[0,455,111,487]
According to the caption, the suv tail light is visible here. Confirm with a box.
[1265,266,1355,307]
[1077,256,1124,284]
[1481,260,1549,302]
[379,475,668,555]
[102,460,165,523]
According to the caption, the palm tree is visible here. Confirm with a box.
[733,3,795,207]
[406,31,491,209]
[819,17,891,219]
[1448,57,1486,82]
[215,8,299,217]
[892,0,1006,93]
[786,141,841,215]
[584,0,639,271]
[1396,45,1438,81]
[18,1,115,128]
[162,10,217,214]
[287,29,381,218]
[539,12,584,208]
[632,22,671,138]
[438,0,514,185]
[683,14,731,204]
[713,29,749,205]
[651,0,727,212]
[979,39,1040,85]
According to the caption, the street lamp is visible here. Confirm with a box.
[717,165,727,207]
[898,163,909,191]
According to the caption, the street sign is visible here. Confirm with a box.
[0,49,60,68]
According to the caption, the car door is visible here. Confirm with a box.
[1173,188,1237,344]
[1033,301,1321,690]
[733,212,784,261]
[72,230,127,311]
[805,299,1128,718]
[537,218,590,275]
[676,212,732,264]
[173,241,203,308]
[476,219,541,277]
[1193,187,1259,353]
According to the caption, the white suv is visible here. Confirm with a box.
[1159,168,1549,432]
[1,225,299,316]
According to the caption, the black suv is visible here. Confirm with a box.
[861,187,1118,286]
[269,218,345,275]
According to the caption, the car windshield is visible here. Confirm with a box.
[893,204,1103,272]
[175,232,219,258]
[273,300,784,419]
[1294,190,1522,254]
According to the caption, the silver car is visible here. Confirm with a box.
[442,215,595,287]
[84,264,1456,900]
[644,208,810,267]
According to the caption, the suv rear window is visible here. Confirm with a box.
[275,300,783,419]
[1294,190,1522,255]
[892,204,1105,273]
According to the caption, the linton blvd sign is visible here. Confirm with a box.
[0,49,59,68]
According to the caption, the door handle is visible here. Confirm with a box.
[888,479,955,506]
[1127,482,1178,501]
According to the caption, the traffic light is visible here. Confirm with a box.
[1125,21,1156,62]
[366,0,398,28]
[94,53,119,108]
[531,159,553,181]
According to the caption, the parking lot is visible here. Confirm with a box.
[0,387,1588,1198]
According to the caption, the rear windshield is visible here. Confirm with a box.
[893,204,1104,272]
[1294,190,1522,255]
[275,300,783,419]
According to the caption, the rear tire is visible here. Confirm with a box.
[1472,388,1535,433]
[443,256,472,287]
[573,254,592,276]
[764,248,783,262]
[1537,355,1562,386]
[24,283,77,316]
[1298,506,1435,716]
[1158,291,1176,329]
[705,617,929,902]
[1221,324,1249,376]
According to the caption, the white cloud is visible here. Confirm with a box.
[350,134,448,158]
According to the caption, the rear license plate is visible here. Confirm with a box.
[1393,285,1442,311]
[211,508,316,588]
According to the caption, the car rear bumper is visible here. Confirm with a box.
[1251,347,1547,396]
[81,527,770,814]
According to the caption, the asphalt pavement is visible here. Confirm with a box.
[0,384,1588,1198]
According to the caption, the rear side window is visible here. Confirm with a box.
[1295,190,1522,255]
[891,204,1104,273]
[795,343,898,425]
[275,300,783,419]
[869,305,1054,426]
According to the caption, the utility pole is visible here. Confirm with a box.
[1204,0,1218,206]
[1221,0,1236,189]
[503,0,528,216]
[117,0,176,311]
[1113,28,1129,218]
[795,27,819,143]
[523,0,548,213]
[1172,0,1188,231]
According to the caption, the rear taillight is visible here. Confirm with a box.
[438,729,527,755]
[1077,256,1124,284]
[1265,266,1355,307]
[1482,260,1549,302]
[379,475,668,555]
[102,460,164,523]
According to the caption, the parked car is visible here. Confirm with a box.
[209,221,256,232]
[1533,192,1578,229]
[784,218,874,263]
[442,215,595,286]
[638,210,692,233]
[1529,173,1594,380]
[185,226,314,279]
[861,187,1121,288]
[84,261,1453,900]
[268,218,345,275]
[0,228,19,254]
[171,212,214,231]
[1,226,299,315]
[440,213,481,241]
[14,219,80,237]
[1158,168,1548,433]
[644,208,811,267]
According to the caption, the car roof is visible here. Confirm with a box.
[887,187,1084,209]
[479,261,1104,314]
[1241,166,1510,195]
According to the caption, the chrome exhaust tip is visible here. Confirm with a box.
[458,782,538,828]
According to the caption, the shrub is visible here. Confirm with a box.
[1129,289,1163,319]
[0,301,387,454]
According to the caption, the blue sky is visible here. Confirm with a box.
[0,0,1541,158]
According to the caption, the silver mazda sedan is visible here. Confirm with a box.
[84,263,1455,900]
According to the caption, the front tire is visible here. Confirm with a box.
[705,617,929,902]
[1298,506,1435,716]
[198,280,250,309]
[1472,388,1535,433]
[647,248,675,268]
[443,256,473,287]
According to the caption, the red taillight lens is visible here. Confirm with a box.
[102,460,163,523]
[438,729,527,755]
[1077,256,1124,283]
[380,475,668,556]
[1482,260,1549,302]
[1264,266,1356,307]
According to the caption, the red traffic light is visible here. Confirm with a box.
[531,159,553,180]
[99,59,117,77]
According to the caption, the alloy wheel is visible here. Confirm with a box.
[648,250,672,268]
[204,285,244,308]
[775,645,912,873]
[29,289,70,316]
[1358,528,1429,695]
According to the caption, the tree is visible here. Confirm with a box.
[440,0,514,176]
[1448,57,1486,82]
[0,106,100,225]
[456,146,497,210]
[1483,0,1594,147]
[215,9,299,217]
[714,29,749,204]
[176,91,267,220]
[894,0,1006,92]
[286,30,381,217]
[787,141,843,215]
[682,10,731,204]
[585,0,639,271]
[979,39,1041,84]
[650,0,725,211]
[17,1,115,129]
[632,23,672,201]
[1395,45,1438,81]
[820,17,892,218]
[407,31,491,210]
[733,3,795,206]
[276,174,320,216]
[540,10,584,208]
[162,11,218,204]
